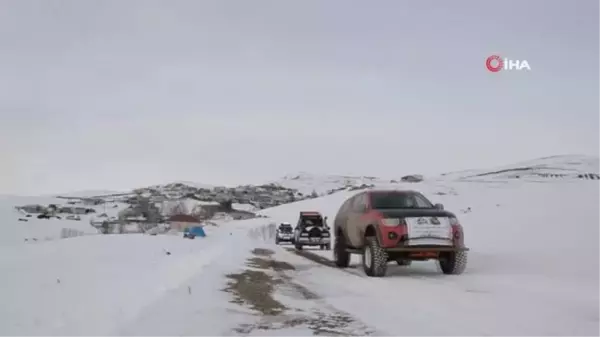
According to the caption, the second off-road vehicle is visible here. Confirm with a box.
[293,211,331,250]
[332,189,469,277]
[275,222,294,244]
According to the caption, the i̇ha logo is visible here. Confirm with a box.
[486,55,531,72]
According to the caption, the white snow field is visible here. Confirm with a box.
[0,224,262,335]
[0,156,598,335]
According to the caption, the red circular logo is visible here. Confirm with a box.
[486,55,503,72]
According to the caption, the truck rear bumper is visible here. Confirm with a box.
[296,237,330,245]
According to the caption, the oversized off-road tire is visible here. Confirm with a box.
[325,243,331,250]
[439,251,467,275]
[294,242,303,250]
[275,237,280,245]
[396,259,412,266]
[333,234,350,268]
[362,237,388,277]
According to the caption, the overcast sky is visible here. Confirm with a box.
[0,0,598,195]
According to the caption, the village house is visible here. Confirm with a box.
[168,214,202,231]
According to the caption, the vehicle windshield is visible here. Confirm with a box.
[279,225,292,233]
[369,192,433,209]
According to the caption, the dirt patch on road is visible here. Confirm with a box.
[247,257,296,272]
[223,247,375,336]
[224,268,287,316]
[280,273,320,300]
[223,248,292,316]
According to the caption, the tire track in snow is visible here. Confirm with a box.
[283,247,367,278]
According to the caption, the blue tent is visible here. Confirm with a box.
[183,226,206,238]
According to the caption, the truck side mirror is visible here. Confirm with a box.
[434,203,444,210]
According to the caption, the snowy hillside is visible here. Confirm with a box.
[0,156,598,335]
[0,195,131,246]
[42,154,600,212]
[147,180,216,191]
[272,172,387,195]
[440,154,600,181]
[273,155,600,194]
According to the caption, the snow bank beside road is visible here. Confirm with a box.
[0,227,236,335]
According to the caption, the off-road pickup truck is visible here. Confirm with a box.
[332,189,468,277]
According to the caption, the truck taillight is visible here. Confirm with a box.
[452,226,460,239]
[448,217,460,238]
[451,224,463,240]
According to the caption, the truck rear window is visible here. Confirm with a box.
[301,215,323,226]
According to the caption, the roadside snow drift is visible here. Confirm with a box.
[0,219,266,335]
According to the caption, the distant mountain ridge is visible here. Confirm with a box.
[438,154,599,181]
[53,154,599,202]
